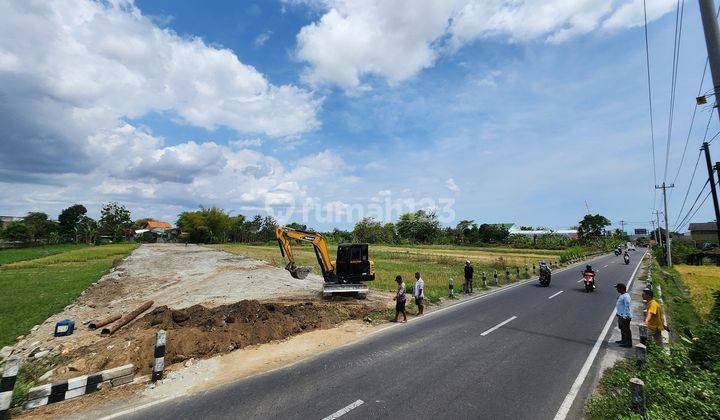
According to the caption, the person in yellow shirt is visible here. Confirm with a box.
[643,289,666,346]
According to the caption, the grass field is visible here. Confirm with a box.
[0,244,88,266]
[674,264,720,319]
[213,243,563,302]
[0,244,137,347]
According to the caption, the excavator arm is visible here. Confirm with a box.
[275,226,336,282]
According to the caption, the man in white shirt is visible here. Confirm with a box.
[615,282,633,348]
[414,272,425,315]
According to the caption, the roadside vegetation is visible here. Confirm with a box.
[586,256,720,418]
[0,244,137,347]
[0,244,87,266]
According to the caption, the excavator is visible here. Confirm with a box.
[275,226,375,297]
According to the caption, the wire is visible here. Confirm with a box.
[671,59,709,186]
[674,178,711,230]
[663,0,685,183]
[677,188,713,231]
[643,0,658,209]
[672,150,703,227]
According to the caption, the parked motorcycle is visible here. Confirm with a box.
[583,272,596,293]
[539,267,551,287]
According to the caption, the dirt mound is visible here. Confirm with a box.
[53,299,382,379]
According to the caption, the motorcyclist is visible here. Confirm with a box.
[623,251,630,264]
[539,260,551,284]
[582,264,596,289]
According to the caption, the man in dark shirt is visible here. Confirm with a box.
[464,260,474,294]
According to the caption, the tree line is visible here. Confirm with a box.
[1,202,619,251]
[1,202,134,244]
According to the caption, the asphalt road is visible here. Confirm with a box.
[122,250,644,420]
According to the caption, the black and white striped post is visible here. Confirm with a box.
[152,330,166,382]
[482,272,487,288]
[493,270,498,285]
[1,356,20,420]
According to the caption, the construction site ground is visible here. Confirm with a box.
[9,244,389,415]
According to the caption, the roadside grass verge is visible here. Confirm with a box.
[586,258,720,418]
[0,244,137,347]
[651,264,702,336]
[587,343,720,419]
[0,244,88,266]
[674,264,720,320]
[213,244,542,302]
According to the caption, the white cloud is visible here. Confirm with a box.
[230,138,264,148]
[254,30,273,47]
[445,178,460,193]
[295,0,677,88]
[0,0,321,181]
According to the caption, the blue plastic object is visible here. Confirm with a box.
[54,319,75,337]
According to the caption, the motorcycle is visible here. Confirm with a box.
[614,248,621,256]
[539,267,551,287]
[583,272,595,293]
[624,254,630,265]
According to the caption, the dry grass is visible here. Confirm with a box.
[674,264,720,319]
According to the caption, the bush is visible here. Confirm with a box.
[559,246,584,263]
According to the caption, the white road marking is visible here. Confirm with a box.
[99,396,176,420]
[553,251,646,420]
[548,291,564,299]
[603,264,608,268]
[322,399,364,420]
[480,316,517,336]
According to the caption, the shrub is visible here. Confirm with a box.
[559,246,584,263]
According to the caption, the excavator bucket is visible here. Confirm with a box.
[288,266,313,279]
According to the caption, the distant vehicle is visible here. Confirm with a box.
[582,271,596,293]
[539,265,551,287]
[624,253,630,265]
[626,241,636,251]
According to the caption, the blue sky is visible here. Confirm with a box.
[0,0,715,233]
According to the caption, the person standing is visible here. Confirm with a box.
[414,272,425,315]
[615,283,632,348]
[393,275,407,323]
[464,261,474,294]
[643,289,666,346]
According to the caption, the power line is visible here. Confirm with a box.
[643,0,658,209]
[671,60,709,186]
[677,187,713,231]
[673,150,703,226]
[663,0,685,183]
[675,178,711,230]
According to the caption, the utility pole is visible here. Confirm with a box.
[699,0,720,124]
[655,184,674,266]
[650,219,656,243]
[619,220,626,236]
[653,210,662,248]
[702,143,720,246]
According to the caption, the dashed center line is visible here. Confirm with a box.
[322,400,364,420]
[548,290,564,299]
[480,316,517,336]
[602,264,608,268]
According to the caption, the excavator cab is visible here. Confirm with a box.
[335,243,374,283]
